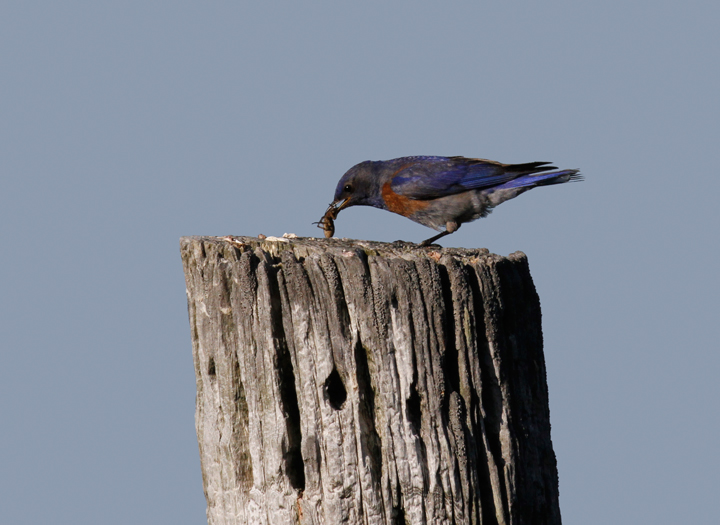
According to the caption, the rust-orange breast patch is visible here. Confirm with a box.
[381,181,430,216]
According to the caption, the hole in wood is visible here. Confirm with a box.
[406,382,422,433]
[390,294,398,309]
[207,357,216,377]
[392,506,406,525]
[283,446,305,492]
[324,368,347,410]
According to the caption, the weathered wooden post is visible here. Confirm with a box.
[180,236,561,525]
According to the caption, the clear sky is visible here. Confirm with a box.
[1,2,718,523]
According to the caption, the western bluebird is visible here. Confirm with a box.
[318,156,581,246]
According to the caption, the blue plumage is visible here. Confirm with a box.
[389,157,565,197]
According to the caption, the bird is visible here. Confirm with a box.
[319,155,582,246]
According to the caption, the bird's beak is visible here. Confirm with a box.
[331,197,352,214]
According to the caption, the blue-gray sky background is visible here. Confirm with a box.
[2,2,718,523]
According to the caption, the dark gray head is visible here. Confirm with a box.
[332,160,386,211]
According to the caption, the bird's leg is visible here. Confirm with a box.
[419,231,451,247]
[419,222,460,247]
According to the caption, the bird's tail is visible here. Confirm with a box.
[498,169,583,190]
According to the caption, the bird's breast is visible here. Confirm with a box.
[381,181,431,216]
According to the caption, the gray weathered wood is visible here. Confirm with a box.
[180,235,561,525]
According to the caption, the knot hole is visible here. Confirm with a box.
[324,368,347,410]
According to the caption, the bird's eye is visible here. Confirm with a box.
[344,184,352,193]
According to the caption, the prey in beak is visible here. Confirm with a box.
[314,198,350,238]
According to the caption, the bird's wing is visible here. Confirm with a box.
[390,156,555,199]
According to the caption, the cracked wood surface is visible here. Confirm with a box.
[180,236,561,525]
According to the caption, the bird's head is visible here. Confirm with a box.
[331,160,385,213]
